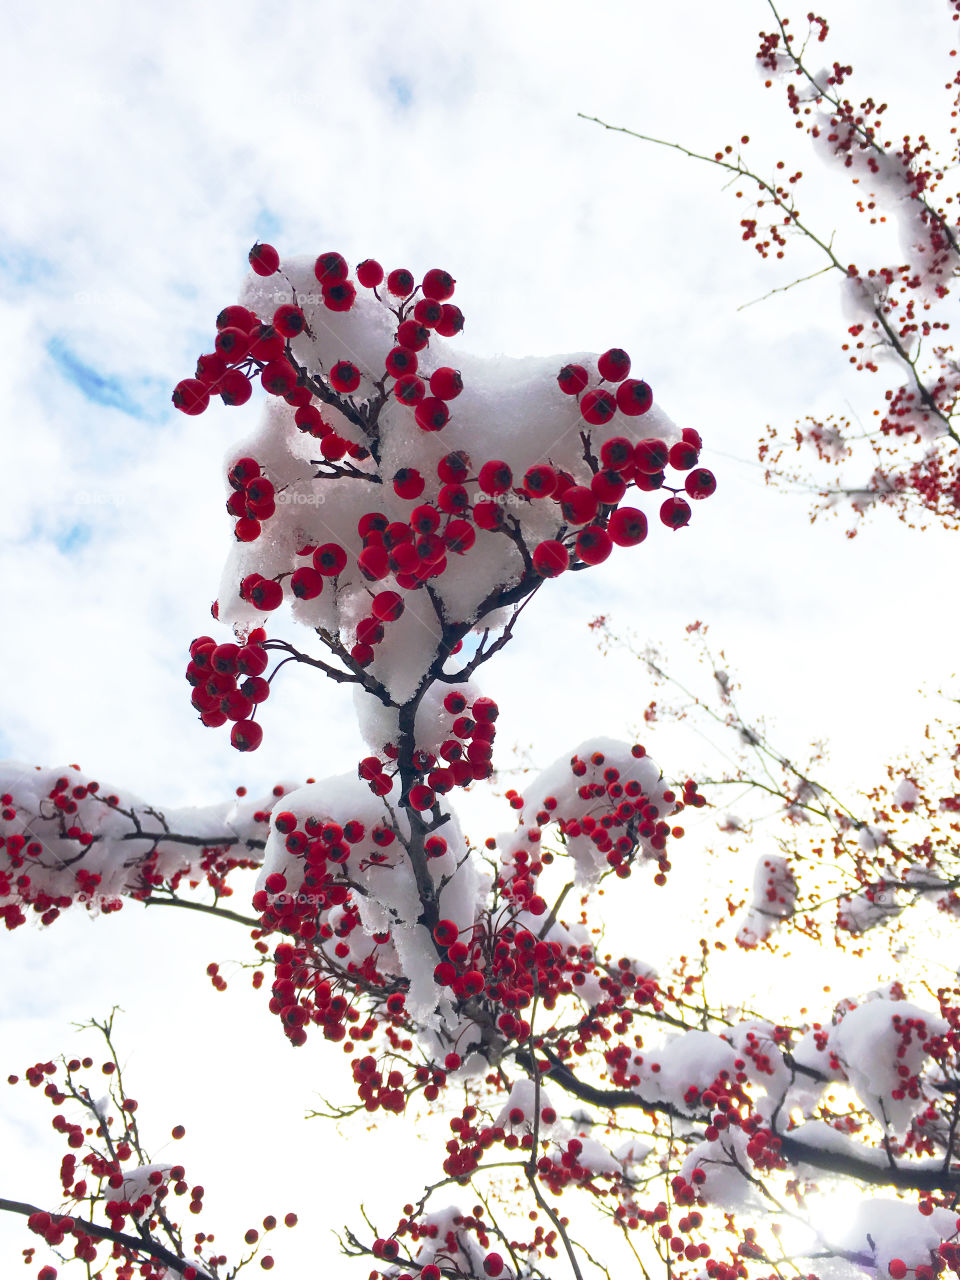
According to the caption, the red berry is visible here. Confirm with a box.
[616,378,653,416]
[215,326,250,362]
[473,697,499,723]
[330,360,361,393]
[608,507,648,546]
[322,281,356,311]
[393,468,425,499]
[575,525,613,564]
[387,268,415,297]
[433,919,459,946]
[437,450,470,483]
[273,305,305,338]
[600,436,633,471]
[394,374,426,405]
[429,367,463,400]
[237,645,268,676]
[313,543,348,576]
[411,504,441,534]
[356,258,384,288]
[221,690,254,722]
[415,398,450,432]
[409,784,435,811]
[195,351,227,385]
[372,591,404,622]
[246,476,274,506]
[597,348,631,382]
[356,616,384,646]
[591,470,627,504]
[660,496,691,529]
[234,517,261,542]
[478,460,512,495]
[414,297,444,327]
[217,304,257,331]
[483,1255,505,1277]
[532,540,569,577]
[290,567,325,599]
[319,433,347,460]
[445,520,476,554]
[435,304,465,336]
[249,324,284,362]
[421,268,456,301]
[260,361,297,396]
[358,546,390,581]
[560,485,599,525]
[524,465,557,498]
[888,1263,907,1280]
[438,483,469,514]
[240,676,270,704]
[385,346,418,378]
[669,441,699,470]
[635,438,669,474]
[314,252,348,285]
[358,511,388,539]
[172,379,209,416]
[351,642,374,666]
[231,721,263,752]
[558,364,589,395]
[397,319,430,352]
[682,426,703,449]
[219,369,252,406]
[580,388,616,425]
[249,243,280,276]
[211,643,240,675]
[684,468,716,499]
[473,501,503,531]
[229,457,261,489]
[250,579,284,610]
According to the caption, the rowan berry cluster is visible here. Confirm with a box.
[176,248,716,758]
[184,628,269,752]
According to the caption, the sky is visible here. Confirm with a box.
[0,0,957,1274]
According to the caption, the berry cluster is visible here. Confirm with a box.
[184,628,269,752]
[175,248,716,760]
[359,691,499,806]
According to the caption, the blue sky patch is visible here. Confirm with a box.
[55,523,93,555]
[388,75,413,108]
[252,208,284,242]
[46,336,170,422]
[0,246,58,291]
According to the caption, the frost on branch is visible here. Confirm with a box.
[735,854,798,948]
[831,996,948,1133]
[0,762,274,930]
[838,1201,960,1280]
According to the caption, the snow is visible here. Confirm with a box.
[681,1128,760,1210]
[829,997,948,1132]
[832,1200,957,1276]
[497,735,671,886]
[0,761,273,919]
[837,884,902,934]
[495,1078,557,1130]
[217,256,685,705]
[736,854,797,947]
